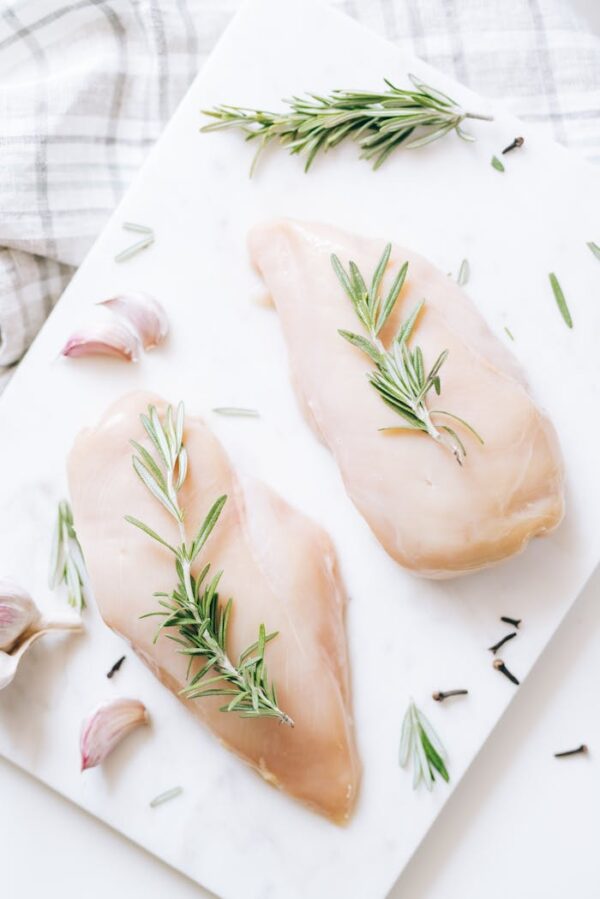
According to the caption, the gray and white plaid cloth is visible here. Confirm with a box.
[1,0,599,390]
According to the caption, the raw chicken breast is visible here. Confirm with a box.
[68,391,360,823]
[249,220,564,578]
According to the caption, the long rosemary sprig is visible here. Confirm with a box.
[399,699,449,791]
[331,243,482,465]
[126,403,293,726]
[201,75,493,173]
[48,500,88,611]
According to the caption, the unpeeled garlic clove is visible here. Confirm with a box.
[61,321,140,361]
[0,579,83,690]
[98,292,168,350]
[80,698,149,771]
[0,579,40,651]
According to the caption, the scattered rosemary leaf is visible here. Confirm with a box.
[504,326,515,341]
[587,241,600,261]
[212,407,260,418]
[150,786,183,808]
[115,222,155,263]
[549,273,573,329]
[491,155,505,173]
[457,258,470,286]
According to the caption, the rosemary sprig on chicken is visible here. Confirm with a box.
[331,243,482,464]
[126,403,293,726]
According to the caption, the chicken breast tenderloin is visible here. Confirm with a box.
[249,220,564,578]
[68,392,360,823]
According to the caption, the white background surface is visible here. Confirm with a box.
[4,1,600,897]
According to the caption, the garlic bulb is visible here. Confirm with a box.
[61,320,140,361]
[98,292,168,350]
[0,579,39,651]
[80,698,149,770]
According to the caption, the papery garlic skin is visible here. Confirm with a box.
[61,321,140,361]
[0,579,39,651]
[98,292,168,350]
[80,698,149,771]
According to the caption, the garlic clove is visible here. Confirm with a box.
[61,321,140,361]
[0,615,83,690]
[98,292,169,350]
[80,698,149,770]
[0,579,40,651]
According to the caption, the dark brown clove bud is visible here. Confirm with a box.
[106,655,126,679]
[432,689,469,702]
[554,744,588,758]
[500,616,521,629]
[488,632,517,654]
[493,658,520,685]
[501,136,524,154]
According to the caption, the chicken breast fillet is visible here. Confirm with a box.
[249,220,564,578]
[68,391,360,823]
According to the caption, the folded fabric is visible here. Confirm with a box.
[0,0,598,387]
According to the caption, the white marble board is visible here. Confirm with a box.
[1,0,600,897]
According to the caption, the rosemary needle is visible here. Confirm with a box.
[587,241,600,261]
[491,155,505,172]
[212,407,260,418]
[202,74,493,174]
[504,326,515,341]
[150,786,183,807]
[549,273,573,329]
[457,258,470,286]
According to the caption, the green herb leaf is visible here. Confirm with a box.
[491,155,505,172]
[212,407,260,418]
[549,272,573,329]
[456,258,469,286]
[587,241,600,261]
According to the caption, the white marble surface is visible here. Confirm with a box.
[2,1,600,897]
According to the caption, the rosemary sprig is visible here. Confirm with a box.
[48,500,88,611]
[126,403,292,726]
[331,244,482,464]
[202,74,492,174]
[399,700,449,790]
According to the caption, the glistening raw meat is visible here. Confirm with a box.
[68,391,360,823]
[249,220,564,578]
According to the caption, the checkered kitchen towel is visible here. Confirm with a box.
[1,0,599,390]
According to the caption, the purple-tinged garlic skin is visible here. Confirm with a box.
[0,579,39,652]
[98,292,168,350]
[61,321,140,362]
[80,697,149,771]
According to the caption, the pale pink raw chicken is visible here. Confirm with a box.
[249,220,564,578]
[68,391,360,823]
